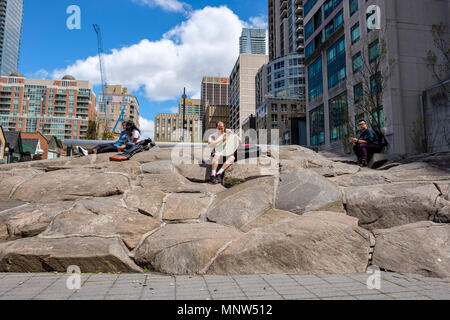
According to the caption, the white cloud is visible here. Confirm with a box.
[53,6,245,102]
[169,107,179,113]
[247,15,268,29]
[139,116,155,139]
[26,69,50,79]
[132,0,191,14]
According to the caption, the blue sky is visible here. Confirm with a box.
[19,0,268,137]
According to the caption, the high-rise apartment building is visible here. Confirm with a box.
[154,113,202,142]
[229,54,269,132]
[0,0,24,76]
[179,98,201,116]
[240,28,267,55]
[0,73,96,140]
[269,0,305,60]
[304,0,448,154]
[97,85,140,135]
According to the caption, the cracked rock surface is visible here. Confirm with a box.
[0,147,449,277]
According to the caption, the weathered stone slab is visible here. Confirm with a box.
[345,183,440,230]
[41,201,161,250]
[328,171,391,187]
[223,157,279,187]
[3,201,74,241]
[140,173,205,194]
[207,177,275,229]
[276,168,344,214]
[207,212,371,275]
[132,148,174,163]
[163,194,211,221]
[373,221,450,278]
[12,169,130,201]
[0,236,142,273]
[240,209,297,232]
[142,160,176,174]
[124,188,165,218]
[133,223,242,275]
[385,162,450,182]
[175,164,210,183]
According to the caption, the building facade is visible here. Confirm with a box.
[204,105,230,133]
[269,0,305,60]
[0,73,96,140]
[240,28,267,55]
[179,98,201,116]
[0,0,23,76]
[304,0,449,154]
[267,53,306,100]
[97,85,140,135]
[255,98,306,145]
[154,113,203,142]
[229,54,269,132]
[201,76,229,123]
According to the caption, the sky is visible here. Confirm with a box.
[19,0,269,138]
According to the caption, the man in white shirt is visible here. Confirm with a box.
[208,122,241,184]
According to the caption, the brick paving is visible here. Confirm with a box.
[0,272,448,300]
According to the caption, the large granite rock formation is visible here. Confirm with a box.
[0,147,449,277]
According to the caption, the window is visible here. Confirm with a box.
[370,72,382,96]
[271,114,278,122]
[271,104,278,112]
[329,92,348,142]
[324,0,334,19]
[369,39,380,63]
[352,52,362,72]
[372,107,385,128]
[349,0,358,16]
[353,83,363,104]
[308,56,323,101]
[310,105,325,146]
[351,23,360,44]
[281,104,287,112]
[327,36,346,89]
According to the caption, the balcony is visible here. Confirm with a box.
[280,0,288,11]
[295,0,302,5]
[297,44,305,52]
[296,6,303,15]
[296,35,305,43]
[280,9,288,19]
[296,16,303,25]
[296,25,304,34]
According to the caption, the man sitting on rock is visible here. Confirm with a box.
[208,122,241,184]
[350,120,383,167]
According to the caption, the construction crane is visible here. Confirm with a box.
[93,24,113,138]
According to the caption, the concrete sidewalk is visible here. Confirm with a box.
[0,272,448,300]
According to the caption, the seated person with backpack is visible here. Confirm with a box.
[350,120,383,167]
[78,121,138,156]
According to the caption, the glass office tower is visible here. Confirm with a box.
[0,0,24,76]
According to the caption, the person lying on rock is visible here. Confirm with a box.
[349,120,382,167]
[208,121,241,185]
[78,120,141,156]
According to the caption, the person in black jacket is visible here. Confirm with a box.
[350,120,382,167]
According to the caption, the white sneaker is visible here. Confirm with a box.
[77,146,88,156]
